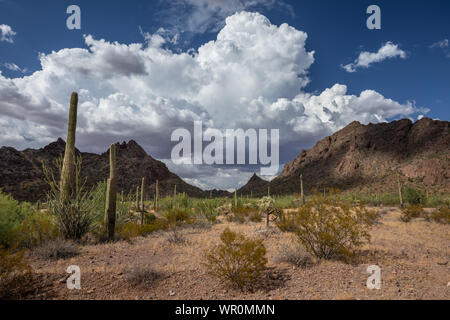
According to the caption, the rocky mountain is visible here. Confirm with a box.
[0,139,209,202]
[237,173,269,197]
[239,117,449,196]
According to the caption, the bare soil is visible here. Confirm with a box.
[25,207,449,300]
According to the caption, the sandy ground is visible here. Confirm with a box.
[24,207,449,300]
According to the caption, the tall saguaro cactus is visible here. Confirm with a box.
[397,172,403,207]
[300,174,305,205]
[155,180,159,210]
[234,189,237,208]
[136,186,140,211]
[140,178,145,225]
[105,144,117,241]
[60,92,78,198]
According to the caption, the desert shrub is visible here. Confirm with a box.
[32,239,79,260]
[400,204,423,222]
[166,226,186,245]
[117,219,170,241]
[424,195,450,208]
[204,228,267,290]
[226,210,247,224]
[402,185,426,205]
[164,208,191,225]
[0,192,35,248]
[196,200,218,222]
[43,157,104,240]
[118,222,143,241]
[355,206,379,226]
[249,211,262,222]
[275,242,315,268]
[159,193,192,211]
[0,246,32,299]
[425,206,449,224]
[274,195,298,209]
[141,219,169,235]
[126,265,160,287]
[277,197,371,261]
[216,203,232,216]
[12,211,60,249]
[89,182,136,242]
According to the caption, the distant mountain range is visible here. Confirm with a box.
[0,117,448,202]
[239,117,449,196]
[0,138,229,202]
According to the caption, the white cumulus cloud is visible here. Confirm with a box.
[342,42,407,73]
[0,12,426,190]
[0,24,16,43]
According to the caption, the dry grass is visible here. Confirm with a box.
[32,239,79,260]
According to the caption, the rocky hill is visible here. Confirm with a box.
[237,173,269,197]
[0,139,209,202]
[239,117,449,196]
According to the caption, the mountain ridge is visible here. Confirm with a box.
[238,117,449,196]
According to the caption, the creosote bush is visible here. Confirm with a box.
[425,205,449,224]
[0,246,32,299]
[204,228,267,290]
[277,195,373,262]
[400,204,423,222]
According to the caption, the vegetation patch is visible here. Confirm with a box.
[204,228,267,291]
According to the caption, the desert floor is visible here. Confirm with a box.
[25,207,449,300]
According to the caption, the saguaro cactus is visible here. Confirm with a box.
[234,189,237,208]
[60,92,78,198]
[135,186,140,211]
[174,184,177,197]
[397,172,403,207]
[140,178,145,225]
[300,174,305,205]
[155,180,159,210]
[267,184,270,197]
[105,144,117,241]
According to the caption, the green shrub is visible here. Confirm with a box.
[402,185,425,205]
[277,197,371,261]
[12,211,60,249]
[0,192,35,248]
[204,228,267,290]
[164,208,191,224]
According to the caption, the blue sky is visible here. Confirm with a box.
[0,0,449,190]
